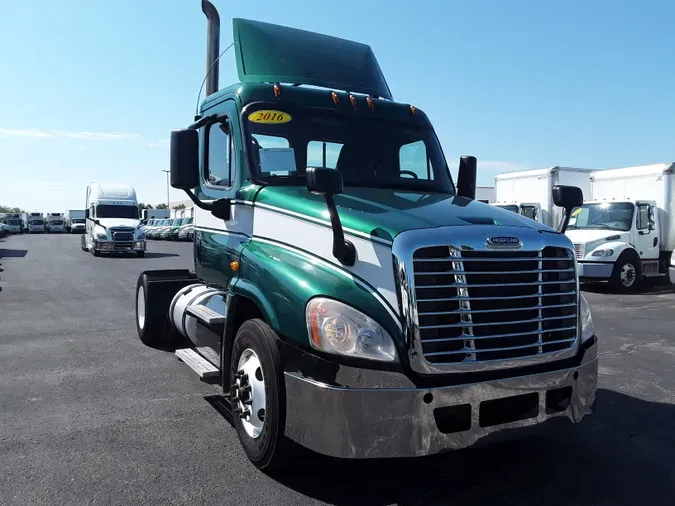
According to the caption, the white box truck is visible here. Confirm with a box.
[65,209,86,233]
[494,167,594,228]
[475,186,495,203]
[566,162,675,291]
[0,213,23,234]
[46,213,65,233]
[25,212,45,233]
[82,182,147,257]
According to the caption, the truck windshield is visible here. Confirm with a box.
[242,105,455,193]
[96,205,139,219]
[29,220,44,225]
[72,219,85,224]
[50,220,64,225]
[7,219,21,225]
[568,202,634,231]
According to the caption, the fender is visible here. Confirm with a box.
[233,237,402,351]
[583,241,636,262]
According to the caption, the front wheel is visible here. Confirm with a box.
[610,254,641,293]
[230,319,288,471]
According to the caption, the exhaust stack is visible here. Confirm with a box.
[201,0,220,97]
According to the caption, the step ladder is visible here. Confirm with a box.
[175,348,219,379]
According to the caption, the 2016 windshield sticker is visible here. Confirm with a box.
[248,110,292,124]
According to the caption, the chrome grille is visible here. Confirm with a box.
[413,246,577,364]
[110,227,134,249]
[573,243,584,259]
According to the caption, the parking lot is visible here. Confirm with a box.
[1,233,675,506]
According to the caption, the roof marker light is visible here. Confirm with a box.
[410,105,418,115]
[274,83,281,98]
[332,92,339,104]
[366,96,375,111]
[349,94,357,108]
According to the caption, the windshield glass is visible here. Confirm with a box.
[568,202,634,231]
[495,204,520,213]
[243,105,455,193]
[72,219,85,224]
[29,219,44,225]
[50,220,64,225]
[7,219,21,225]
[96,205,139,219]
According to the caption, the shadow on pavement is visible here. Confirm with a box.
[213,388,673,506]
[141,252,181,259]
[0,248,28,259]
[582,277,672,296]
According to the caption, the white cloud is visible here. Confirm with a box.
[147,139,169,148]
[0,128,140,141]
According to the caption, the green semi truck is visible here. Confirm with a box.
[135,0,598,470]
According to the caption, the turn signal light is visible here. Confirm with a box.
[230,261,239,271]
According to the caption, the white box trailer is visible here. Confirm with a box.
[566,162,675,291]
[494,167,594,228]
[25,212,45,233]
[475,186,495,203]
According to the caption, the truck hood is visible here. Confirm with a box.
[97,218,140,229]
[254,186,553,242]
[565,229,629,245]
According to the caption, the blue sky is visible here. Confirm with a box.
[1,0,673,211]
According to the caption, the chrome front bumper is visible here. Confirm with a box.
[284,339,598,459]
[95,240,146,252]
[577,261,613,279]
[669,267,675,284]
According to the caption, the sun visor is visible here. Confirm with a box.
[233,18,393,100]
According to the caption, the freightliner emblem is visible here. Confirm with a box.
[486,236,522,248]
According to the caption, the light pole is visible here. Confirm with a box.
[161,170,170,208]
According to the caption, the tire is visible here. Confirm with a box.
[92,247,100,257]
[230,319,288,471]
[610,251,641,293]
[80,235,87,251]
[136,251,145,258]
[135,273,170,347]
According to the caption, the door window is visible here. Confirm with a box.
[399,140,433,180]
[205,121,232,187]
[636,204,650,230]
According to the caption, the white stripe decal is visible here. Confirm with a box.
[253,202,394,246]
[252,206,400,319]
[251,236,401,330]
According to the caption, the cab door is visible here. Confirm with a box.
[634,200,660,260]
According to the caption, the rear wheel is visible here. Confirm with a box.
[230,319,288,471]
[135,273,170,347]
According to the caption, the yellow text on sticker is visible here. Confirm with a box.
[248,110,292,124]
[571,208,582,217]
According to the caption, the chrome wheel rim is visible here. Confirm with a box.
[621,263,636,287]
[137,286,146,329]
[232,348,266,439]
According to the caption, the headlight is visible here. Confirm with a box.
[579,294,595,342]
[96,232,107,240]
[591,248,614,257]
[305,298,398,362]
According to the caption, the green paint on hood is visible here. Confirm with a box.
[254,186,553,243]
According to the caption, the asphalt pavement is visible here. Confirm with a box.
[1,233,674,506]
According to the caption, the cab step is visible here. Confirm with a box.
[186,304,227,325]
[175,348,220,379]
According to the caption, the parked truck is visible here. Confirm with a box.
[46,213,65,233]
[24,212,45,233]
[65,209,86,233]
[134,3,598,471]
[474,186,495,204]
[566,162,675,292]
[494,167,594,228]
[82,182,146,257]
[0,213,23,234]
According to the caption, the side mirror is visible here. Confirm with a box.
[456,155,477,199]
[552,185,584,233]
[306,166,343,196]
[170,129,200,190]
[305,167,355,266]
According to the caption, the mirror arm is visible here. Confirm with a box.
[324,194,356,266]
[181,189,231,221]
[86,216,106,231]
[557,209,572,234]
